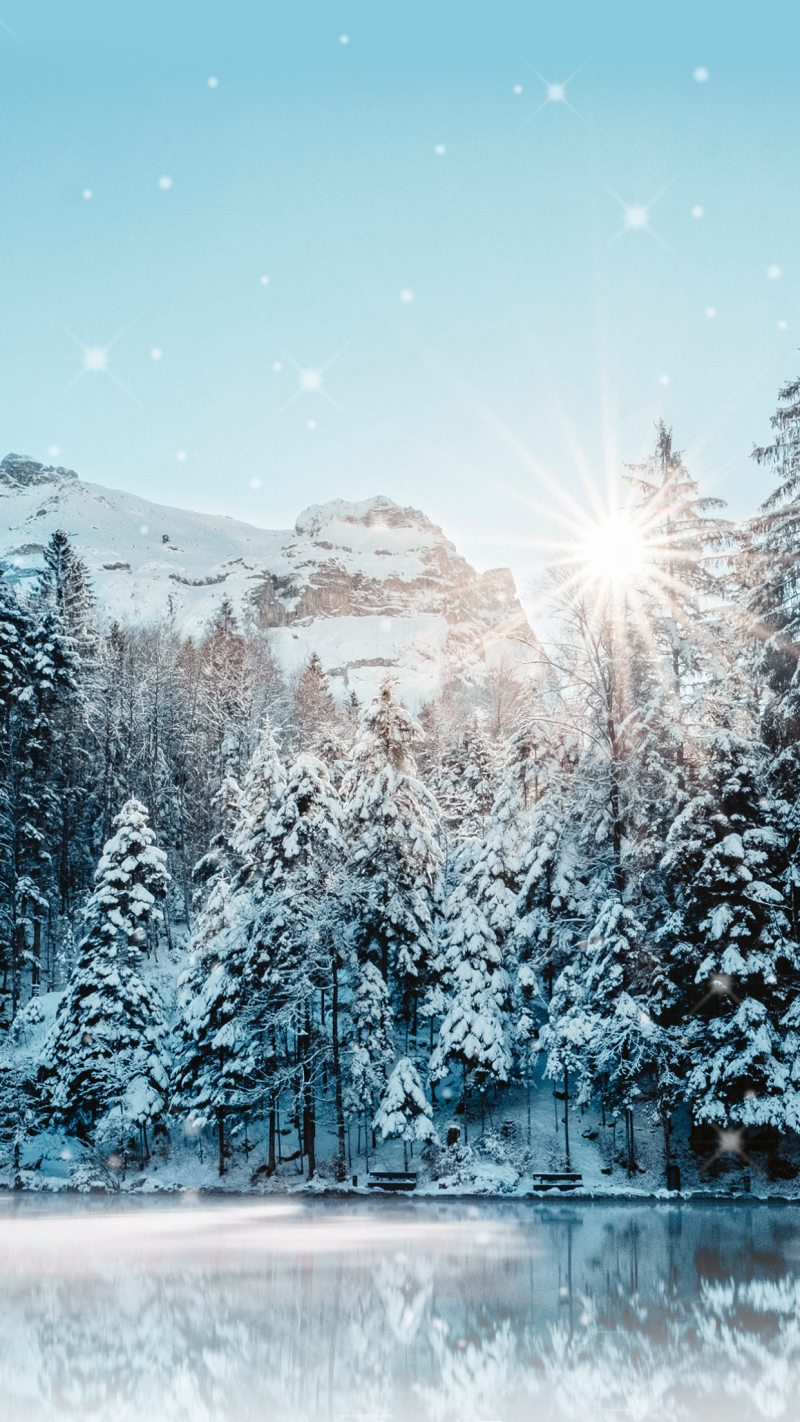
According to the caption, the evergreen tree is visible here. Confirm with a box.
[429,888,511,1135]
[745,377,800,699]
[373,1056,436,1167]
[38,800,171,1148]
[44,528,97,659]
[235,718,286,872]
[12,603,78,1004]
[344,959,395,1157]
[0,574,30,1022]
[173,868,255,1174]
[661,728,799,1130]
[343,681,444,1024]
[292,653,341,756]
[174,721,286,1174]
[429,720,498,840]
[463,723,545,947]
[244,753,346,1178]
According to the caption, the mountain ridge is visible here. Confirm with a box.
[0,453,528,706]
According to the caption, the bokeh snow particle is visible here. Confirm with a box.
[691,205,704,218]
[158,176,173,191]
[513,84,523,94]
[151,348,163,361]
[768,265,781,279]
[207,76,219,88]
[779,320,788,330]
[659,374,670,386]
[307,419,316,429]
[176,450,187,461]
[435,144,446,155]
[339,34,349,44]
[400,289,414,303]
[260,275,270,285]
[140,525,149,534]
[706,307,716,318]
[250,477,261,489]
[82,189,92,200]
[693,67,709,82]
[48,445,60,458]
[273,361,283,371]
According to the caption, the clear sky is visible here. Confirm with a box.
[1,0,799,598]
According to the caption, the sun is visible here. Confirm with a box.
[578,509,648,589]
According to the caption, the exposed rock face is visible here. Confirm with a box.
[0,454,78,490]
[0,462,528,707]
[249,497,525,635]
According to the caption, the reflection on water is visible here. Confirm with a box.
[0,1197,799,1420]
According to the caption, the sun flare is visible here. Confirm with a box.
[578,509,648,588]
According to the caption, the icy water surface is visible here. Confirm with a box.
[1,1197,800,1420]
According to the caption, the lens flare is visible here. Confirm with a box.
[578,509,647,589]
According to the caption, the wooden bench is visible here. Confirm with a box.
[530,1172,583,1193]
[367,1171,418,1192]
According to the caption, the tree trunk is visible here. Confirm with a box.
[217,1106,225,1176]
[563,1067,571,1168]
[268,1102,276,1174]
[330,951,346,1182]
[463,1063,468,1145]
[300,1014,315,1179]
[12,910,25,1019]
[31,917,41,993]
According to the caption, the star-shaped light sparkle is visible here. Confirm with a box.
[65,322,138,399]
[607,183,673,250]
[523,61,586,121]
[269,343,349,421]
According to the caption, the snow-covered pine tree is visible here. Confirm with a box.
[172,866,254,1175]
[38,799,171,1152]
[461,723,545,949]
[541,898,679,1173]
[429,888,511,1138]
[235,717,286,872]
[291,652,341,755]
[0,574,31,1023]
[193,598,254,817]
[193,774,243,900]
[342,680,444,1027]
[12,600,78,1005]
[429,720,498,841]
[244,752,346,1178]
[41,529,101,919]
[173,720,286,1175]
[344,959,395,1167]
[745,377,800,699]
[44,528,97,660]
[661,727,800,1133]
[741,377,800,988]
[626,422,731,698]
[373,1056,436,1167]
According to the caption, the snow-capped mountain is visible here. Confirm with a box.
[0,452,528,706]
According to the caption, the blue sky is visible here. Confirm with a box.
[1,0,799,591]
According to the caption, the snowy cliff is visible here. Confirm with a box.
[0,454,528,706]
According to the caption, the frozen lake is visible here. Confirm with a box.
[1,1196,799,1420]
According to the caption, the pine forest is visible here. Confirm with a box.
[5,393,800,1195]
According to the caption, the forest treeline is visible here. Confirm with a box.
[4,379,800,1182]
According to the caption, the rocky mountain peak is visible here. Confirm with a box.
[0,453,78,491]
[295,495,443,540]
